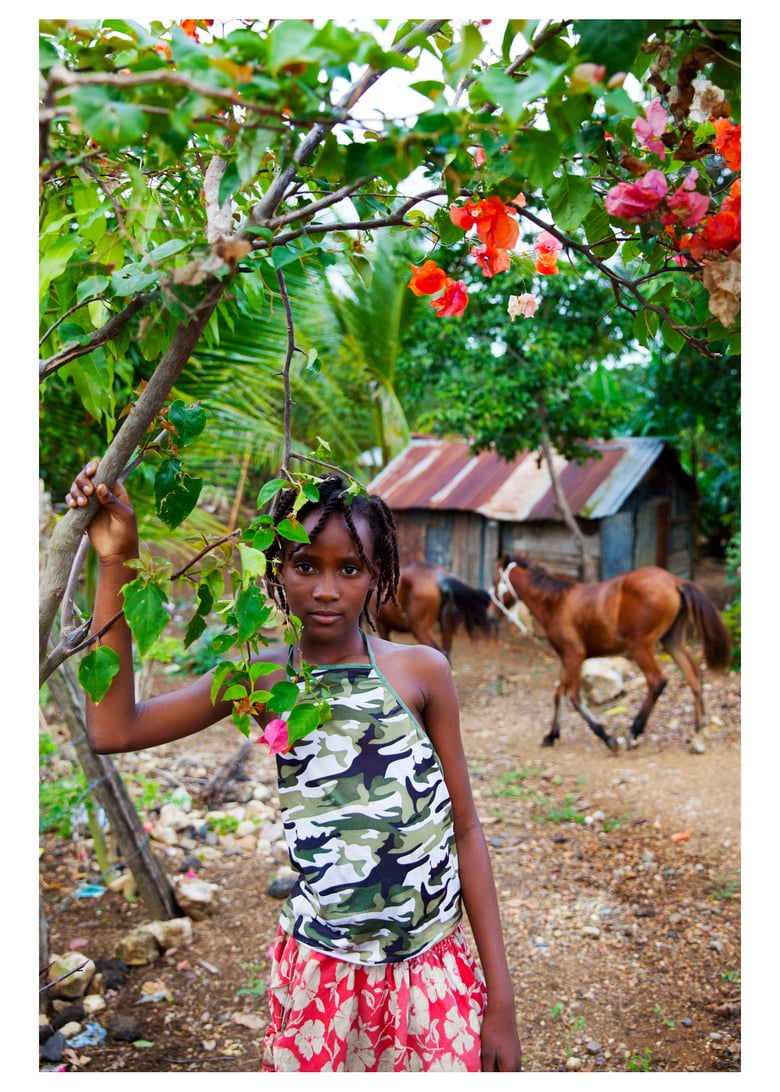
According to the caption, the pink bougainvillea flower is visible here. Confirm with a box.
[430,278,469,317]
[473,146,487,166]
[471,243,511,277]
[665,168,710,228]
[633,97,669,159]
[507,293,539,320]
[408,259,448,297]
[712,117,741,172]
[256,717,290,755]
[605,169,668,221]
[532,230,562,275]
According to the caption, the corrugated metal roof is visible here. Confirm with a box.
[369,435,669,522]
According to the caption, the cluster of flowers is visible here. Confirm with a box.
[408,193,562,319]
[605,98,741,265]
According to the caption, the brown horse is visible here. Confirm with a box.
[492,552,731,753]
[375,562,496,659]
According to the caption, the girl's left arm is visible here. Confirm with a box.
[421,649,523,1072]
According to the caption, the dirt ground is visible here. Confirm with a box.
[40,613,741,1075]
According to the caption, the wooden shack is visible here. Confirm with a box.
[369,435,696,586]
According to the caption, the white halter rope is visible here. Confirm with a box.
[489,561,530,634]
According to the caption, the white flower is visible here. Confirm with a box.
[507,292,539,320]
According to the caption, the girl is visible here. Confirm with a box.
[65,464,522,1072]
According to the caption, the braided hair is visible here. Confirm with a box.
[265,475,400,630]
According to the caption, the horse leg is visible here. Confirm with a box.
[661,628,706,753]
[545,661,618,753]
[439,606,454,660]
[625,646,667,748]
[541,675,564,747]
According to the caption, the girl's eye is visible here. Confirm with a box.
[295,561,315,574]
[342,565,361,576]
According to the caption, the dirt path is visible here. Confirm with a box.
[40,627,741,1073]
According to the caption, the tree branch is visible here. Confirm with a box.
[39,294,156,381]
[39,278,226,680]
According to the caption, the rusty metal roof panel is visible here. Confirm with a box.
[370,435,667,521]
[370,436,523,512]
[578,437,666,518]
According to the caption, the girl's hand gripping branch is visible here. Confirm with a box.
[65,461,139,565]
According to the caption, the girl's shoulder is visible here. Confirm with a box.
[368,634,450,678]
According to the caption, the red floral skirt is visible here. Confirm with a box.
[261,924,487,1072]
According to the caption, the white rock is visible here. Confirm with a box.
[149,822,179,846]
[144,916,194,950]
[82,994,107,1015]
[159,803,192,831]
[581,658,626,704]
[47,952,96,999]
[172,875,219,920]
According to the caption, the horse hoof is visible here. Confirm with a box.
[540,736,555,748]
[688,736,706,754]
[606,736,619,754]
[626,736,641,750]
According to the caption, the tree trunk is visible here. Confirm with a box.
[536,400,598,582]
[46,661,179,921]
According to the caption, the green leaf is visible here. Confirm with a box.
[168,399,207,448]
[111,263,159,297]
[232,711,252,737]
[235,583,270,643]
[122,579,170,657]
[71,86,146,149]
[575,19,655,75]
[266,679,300,713]
[583,205,617,259]
[218,161,241,206]
[154,457,203,530]
[661,321,685,353]
[250,660,281,682]
[78,646,120,704]
[276,517,310,543]
[147,239,188,263]
[267,20,317,73]
[39,235,81,300]
[183,611,207,648]
[251,527,276,552]
[286,702,323,744]
[545,173,594,232]
[257,478,289,507]
[210,661,235,704]
[237,543,267,585]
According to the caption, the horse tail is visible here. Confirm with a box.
[679,580,732,671]
[437,574,493,639]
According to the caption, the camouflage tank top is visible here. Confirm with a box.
[276,634,462,965]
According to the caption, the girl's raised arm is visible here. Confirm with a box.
[66,463,234,754]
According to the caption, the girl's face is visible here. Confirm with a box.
[280,509,376,645]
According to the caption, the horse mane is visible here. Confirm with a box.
[511,553,576,603]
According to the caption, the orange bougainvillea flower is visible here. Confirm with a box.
[712,117,741,172]
[449,195,520,250]
[180,18,214,41]
[408,260,448,297]
[532,230,562,275]
[430,278,469,317]
[471,243,511,278]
